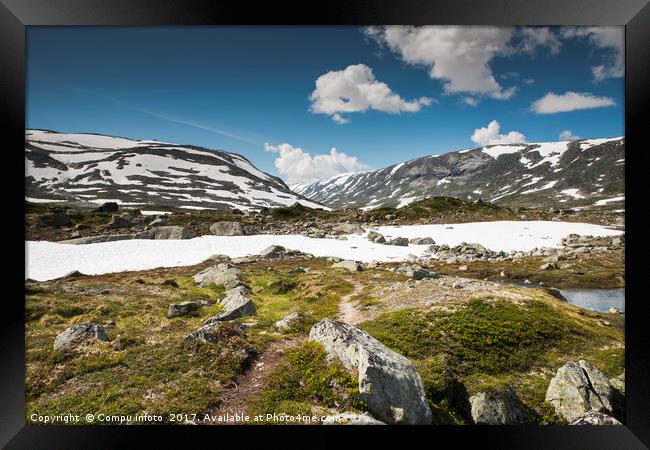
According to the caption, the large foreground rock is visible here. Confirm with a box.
[322,412,385,425]
[203,287,256,323]
[210,221,248,236]
[309,318,432,425]
[545,360,614,422]
[193,263,246,290]
[469,387,526,424]
[570,410,622,425]
[54,323,109,351]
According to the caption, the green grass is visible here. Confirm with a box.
[358,294,624,424]
[248,341,364,421]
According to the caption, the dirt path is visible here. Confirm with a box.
[205,336,305,424]
[337,280,365,325]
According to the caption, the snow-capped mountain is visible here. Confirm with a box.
[25,130,326,212]
[293,137,625,210]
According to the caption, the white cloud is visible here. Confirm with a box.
[561,27,623,81]
[462,97,479,106]
[531,91,616,114]
[364,26,517,99]
[309,64,432,123]
[518,27,562,55]
[559,130,580,141]
[264,142,369,184]
[471,120,527,146]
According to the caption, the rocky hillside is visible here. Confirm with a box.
[25,129,325,212]
[294,138,624,210]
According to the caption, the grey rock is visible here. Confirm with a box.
[151,226,193,240]
[540,262,559,271]
[545,360,615,422]
[322,412,385,425]
[65,208,82,219]
[570,410,622,425]
[109,214,136,229]
[395,264,438,280]
[193,263,246,290]
[186,322,247,343]
[409,237,435,245]
[203,287,256,323]
[610,371,625,395]
[387,237,409,246]
[334,223,365,234]
[331,260,363,272]
[469,387,526,424]
[309,318,432,425]
[367,231,386,243]
[210,221,248,236]
[274,312,304,331]
[54,323,109,351]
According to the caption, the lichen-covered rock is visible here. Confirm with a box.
[203,287,256,323]
[322,412,385,425]
[395,264,438,280]
[54,323,109,351]
[408,237,435,245]
[331,260,363,272]
[570,410,622,425]
[193,263,246,290]
[545,360,614,422]
[210,221,248,236]
[309,318,432,425]
[469,386,526,424]
[259,245,286,259]
[334,223,365,234]
[367,231,386,243]
[186,322,247,343]
[274,312,304,331]
[610,371,625,394]
[387,237,409,246]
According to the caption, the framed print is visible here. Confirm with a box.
[2,0,649,447]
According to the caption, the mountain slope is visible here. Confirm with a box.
[25,129,326,212]
[294,138,625,210]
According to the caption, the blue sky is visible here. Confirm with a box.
[26,26,624,184]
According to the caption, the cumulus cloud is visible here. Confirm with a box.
[264,142,369,184]
[309,64,432,123]
[365,26,517,100]
[561,27,623,81]
[559,130,580,141]
[471,120,527,146]
[531,91,616,114]
[517,27,562,55]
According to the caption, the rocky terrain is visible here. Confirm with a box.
[25,248,625,425]
[25,129,324,212]
[294,137,624,211]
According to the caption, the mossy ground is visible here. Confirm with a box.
[358,291,624,424]
[26,255,624,425]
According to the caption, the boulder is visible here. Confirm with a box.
[93,202,119,213]
[193,264,245,290]
[322,412,385,425]
[545,360,614,422]
[152,226,193,240]
[203,288,256,323]
[54,323,109,351]
[570,410,622,425]
[409,237,435,245]
[395,264,438,280]
[367,231,386,243]
[109,214,136,229]
[387,237,409,247]
[210,221,248,236]
[331,260,363,272]
[309,318,432,425]
[259,245,288,259]
[274,312,304,331]
[167,300,208,318]
[333,223,365,235]
[610,371,625,394]
[469,387,526,424]
[540,262,559,271]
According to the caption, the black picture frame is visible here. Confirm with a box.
[2,0,648,447]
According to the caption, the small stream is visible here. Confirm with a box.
[559,289,625,313]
